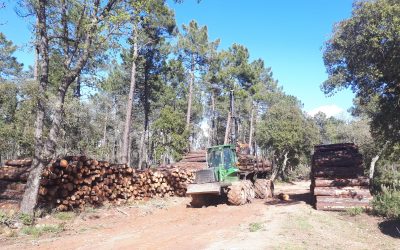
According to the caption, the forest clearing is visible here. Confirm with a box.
[1,182,399,250]
[1,0,400,249]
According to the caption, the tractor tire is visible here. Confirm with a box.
[227,182,246,205]
[243,180,255,202]
[254,179,274,199]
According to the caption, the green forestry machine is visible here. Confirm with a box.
[186,90,274,207]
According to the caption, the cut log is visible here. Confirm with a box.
[316,196,372,204]
[0,180,26,191]
[4,159,33,167]
[0,166,31,181]
[313,167,364,178]
[314,177,370,187]
[180,157,206,163]
[313,186,371,197]
[314,143,358,153]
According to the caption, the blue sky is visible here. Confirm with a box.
[1,0,355,118]
[169,0,356,118]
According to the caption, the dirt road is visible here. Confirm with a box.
[2,181,399,250]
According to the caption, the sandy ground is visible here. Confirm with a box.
[1,181,399,250]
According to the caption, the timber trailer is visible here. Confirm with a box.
[186,90,274,207]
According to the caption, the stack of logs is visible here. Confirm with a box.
[237,154,272,172]
[0,157,195,211]
[172,150,207,170]
[0,159,32,209]
[311,143,372,211]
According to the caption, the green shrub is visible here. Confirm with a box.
[372,190,400,219]
[286,164,311,181]
[372,165,400,193]
[54,211,75,221]
[0,211,14,226]
[21,223,65,238]
[344,207,364,216]
[249,222,264,232]
[18,213,34,226]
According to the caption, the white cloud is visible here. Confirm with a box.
[308,105,345,118]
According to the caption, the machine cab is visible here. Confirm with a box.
[206,144,238,182]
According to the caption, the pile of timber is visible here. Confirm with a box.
[0,157,195,211]
[0,159,32,209]
[311,143,372,211]
[237,154,272,172]
[172,150,207,170]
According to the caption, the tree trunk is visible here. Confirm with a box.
[186,58,195,132]
[369,155,379,179]
[138,128,146,169]
[20,2,48,215]
[281,151,289,180]
[224,112,231,144]
[248,104,254,154]
[44,85,67,158]
[121,27,138,164]
[369,142,388,179]
[210,92,216,146]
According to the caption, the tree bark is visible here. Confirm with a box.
[186,57,195,132]
[20,2,49,215]
[281,151,289,179]
[45,84,67,158]
[138,129,146,169]
[210,91,216,145]
[121,25,138,164]
[369,155,379,179]
[369,141,388,179]
[248,104,254,154]
[224,112,231,144]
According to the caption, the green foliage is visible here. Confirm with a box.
[177,20,219,71]
[323,0,400,145]
[372,164,400,219]
[248,222,264,232]
[21,223,65,238]
[19,213,34,226]
[152,106,188,163]
[373,165,400,192]
[0,211,14,226]
[53,212,76,221]
[372,190,400,219]
[0,32,22,80]
[257,94,320,178]
[344,207,365,216]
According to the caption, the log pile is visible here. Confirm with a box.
[172,150,207,170]
[237,154,272,172]
[0,159,31,209]
[0,157,195,211]
[311,143,372,211]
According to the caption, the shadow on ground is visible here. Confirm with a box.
[378,219,400,239]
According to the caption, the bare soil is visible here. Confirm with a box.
[1,181,399,250]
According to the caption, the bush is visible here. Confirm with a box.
[344,207,364,216]
[372,164,400,193]
[21,223,65,238]
[54,211,75,221]
[372,190,400,220]
[286,164,311,181]
[18,213,34,226]
[248,222,264,232]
